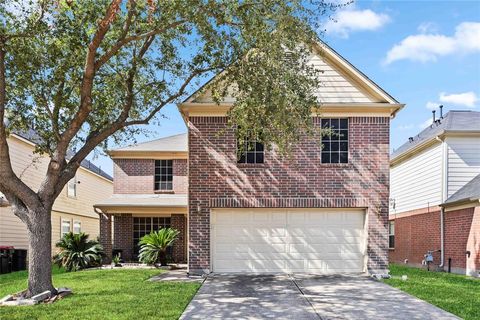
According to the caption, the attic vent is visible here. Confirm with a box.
[283,51,295,64]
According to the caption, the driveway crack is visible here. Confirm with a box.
[289,274,324,320]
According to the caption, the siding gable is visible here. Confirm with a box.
[390,142,443,213]
[186,41,399,107]
[446,136,480,198]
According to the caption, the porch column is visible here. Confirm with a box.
[99,213,112,264]
[171,214,187,263]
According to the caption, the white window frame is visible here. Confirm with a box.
[67,177,77,198]
[61,219,71,238]
[389,221,395,249]
[73,220,82,234]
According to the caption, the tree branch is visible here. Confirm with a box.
[39,0,122,202]
[0,42,42,211]
[94,19,186,72]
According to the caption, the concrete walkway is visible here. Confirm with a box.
[180,274,459,320]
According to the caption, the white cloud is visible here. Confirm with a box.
[397,124,414,130]
[418,22,439,34]
[325,9,391,38]
[384,22,480,64]
[425,101,440,110]
[439,91,478,108]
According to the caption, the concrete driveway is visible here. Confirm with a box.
[180,274,459,320]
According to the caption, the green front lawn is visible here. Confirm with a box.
[0,267,200,320]
[385,264,480,320]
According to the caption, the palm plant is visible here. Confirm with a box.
[54,232,104,272]
[138,228,179,266]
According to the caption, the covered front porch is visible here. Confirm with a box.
[94,194,188,263]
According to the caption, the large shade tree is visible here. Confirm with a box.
[0,0,342,296]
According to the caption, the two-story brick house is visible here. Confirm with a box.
[97,42,403,275]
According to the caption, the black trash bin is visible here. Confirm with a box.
[12,249,27,271]
[0,246,14,274]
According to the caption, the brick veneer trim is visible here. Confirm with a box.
[210,197,369,208]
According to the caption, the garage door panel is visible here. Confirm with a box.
[251,259,286,271]
[212,209,365,273]
[251,243,287,253]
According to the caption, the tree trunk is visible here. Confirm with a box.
[24,208,56,297]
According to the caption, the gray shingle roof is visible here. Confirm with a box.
[443,173,480,205]
[13,130,113,181]
[111,133,188,153]
[391,110,480,161]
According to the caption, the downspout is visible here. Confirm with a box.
[436,136,447,268]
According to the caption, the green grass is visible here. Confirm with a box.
[0,267,200,320]
[384,264,480,320]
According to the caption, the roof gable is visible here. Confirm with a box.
[183,41,399,106]
[108,133,188,158]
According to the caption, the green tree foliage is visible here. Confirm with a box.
[138,228,180,266]
[54,232,104,272]
[0,0,343,296]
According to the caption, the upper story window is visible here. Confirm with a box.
[155,160,173,190]
[237,138,264,164]
[321,118,349,164]
[389,221,395,249]
[67,177,77,198]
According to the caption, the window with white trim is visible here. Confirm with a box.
[73,221,81,234]
[321,118,349,164]
[67,177,77,198]
[154,160,173,190]
[389,221,395,249]
[61,219,71,238]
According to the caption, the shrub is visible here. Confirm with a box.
[54,232,104,271]
[138,228,179,266]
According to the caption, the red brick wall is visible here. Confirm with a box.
[99,214,112,263]
[467,207,480,275]
[113,158,187,194]
[389,208,441,266]
[173,159,188,194]
[188,116,390,273]
[113,214,134,261]
[171,214,187,263]
[390,206,480,276]
[444,207,475,270]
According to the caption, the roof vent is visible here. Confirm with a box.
[439,105,444,119]
[432,110,436,124]
[408,137,414,142]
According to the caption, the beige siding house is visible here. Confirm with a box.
[0,133,113,254]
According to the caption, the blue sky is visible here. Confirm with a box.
[89,0,480,176]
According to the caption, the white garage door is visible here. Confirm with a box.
[211,208,366,273]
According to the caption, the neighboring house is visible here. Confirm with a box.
[389,110,480,277]
[0,132,113,255]
[94,134,188,263]
[96,42,403,275]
